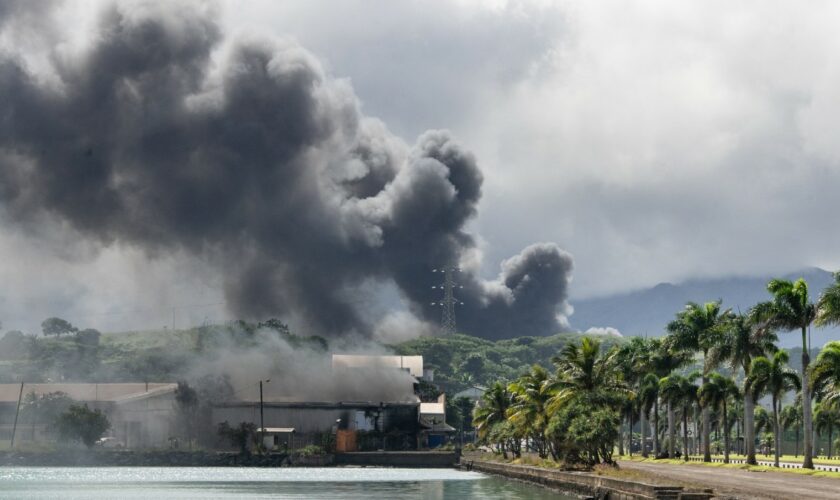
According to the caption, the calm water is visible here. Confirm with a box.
[0,467,574,499]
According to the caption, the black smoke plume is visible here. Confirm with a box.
[0,1,573,339]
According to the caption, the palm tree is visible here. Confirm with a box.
[549,337,629,408]
[812,341,840,405]
[749,350,801,467]
[753,406,773,455]
[547,338,630,461]
[698,372,739,463]
[814,402,840,459]
[667,300,730,461]
[639,373,660,457]
[660,372,700,460]
[816,271,840,328]
[647,340,692,459]
[780,403,803,457]
[709,312,778,464]
[659,374,680,458]
[752,278,817,468]
[614,337,652,456]
[507,365,553,458]
[474,382,513,457]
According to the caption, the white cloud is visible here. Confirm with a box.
[584,327,622,337]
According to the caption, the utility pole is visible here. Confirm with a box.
[10,382,24,448]
[431,267,463,335]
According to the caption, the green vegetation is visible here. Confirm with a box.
[395,332,622,393]
[0,320,328,383]
[217,421,258,455]
[296,444,325,456]
[55,404,111,448]
[475,271,840,471]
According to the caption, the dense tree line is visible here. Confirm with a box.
[475,273,840,469]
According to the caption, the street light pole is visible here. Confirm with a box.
[258,379,270,453]
[259,380,265,451]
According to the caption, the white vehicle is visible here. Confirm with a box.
[95,437,124,449]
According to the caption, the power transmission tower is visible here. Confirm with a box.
[431,267,463,335]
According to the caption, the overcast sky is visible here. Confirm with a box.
[1,0,839,335]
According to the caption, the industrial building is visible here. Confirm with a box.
[211,354,453,451]
[0,383,177,448]
[1,355,453,452]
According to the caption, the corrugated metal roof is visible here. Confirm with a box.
[0,383,177,403]
[331,354,424,377]
[420,402,445,415]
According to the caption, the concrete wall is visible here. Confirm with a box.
[333,451,459,467]
[461,459,713,500]
[212,403,419,436]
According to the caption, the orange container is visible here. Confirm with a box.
[335,430,357,453]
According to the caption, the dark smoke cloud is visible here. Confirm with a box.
[0,0,573,339]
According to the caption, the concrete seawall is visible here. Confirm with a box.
[333,451,459,467]
[461,459,713,500]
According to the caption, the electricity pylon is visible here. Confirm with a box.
[431,267,463,335]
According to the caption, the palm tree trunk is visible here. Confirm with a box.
[703,404,712,461]
[795,427,799,457]
[829,425,833,460]
[745,379,756,464]
[641,408,648,457]
[629,412,634,457]
[802,326,814,469]
[683,407,689,461]
[696,412,701,455]
[653,401,660,457]
[619,417,625,456]
[723,401,730,463]
[773,397,780,468]
[668,401,676,458]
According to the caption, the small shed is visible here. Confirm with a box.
[257,427,295,451]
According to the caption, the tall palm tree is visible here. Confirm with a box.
[474,382,513,457]
[816,271,840,328]
[639,373,660,457]
[812,341,840,405]
[667,300,730,461]
[659,374,680,459]
[780,403,803,457]
[709,312,778,464]
[549,337,629,408]
[749,350,801,467]
[660,371,700,460]
[752,278,817,468]
[614,337,652,457]
[814,401,840,459]
[698,372,739,463]
[547,338,630,461]
[647,340,692,459]
[755,405,773,454]
[507,365,553,458]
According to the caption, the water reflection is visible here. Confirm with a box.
[0,467,574,499]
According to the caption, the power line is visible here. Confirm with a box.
[431,267,463,335]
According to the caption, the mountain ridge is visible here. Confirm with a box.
[570,267,839,348]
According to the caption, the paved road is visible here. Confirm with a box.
[618,459,840,500]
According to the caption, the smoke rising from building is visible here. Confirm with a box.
[0,1,573,339]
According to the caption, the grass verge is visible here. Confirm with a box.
[619,455,840,479]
